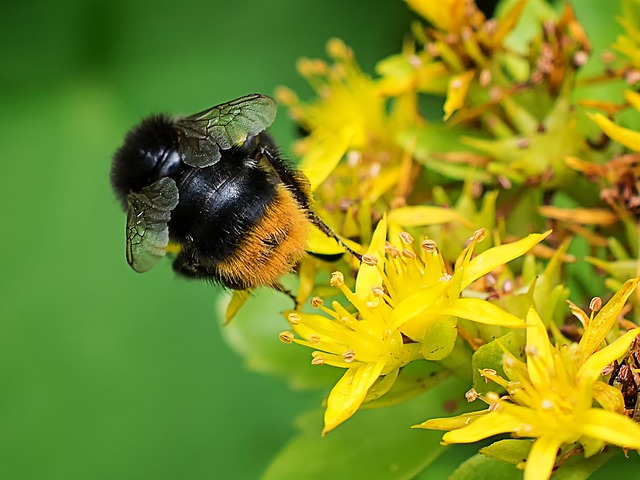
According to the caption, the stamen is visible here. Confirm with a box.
[420,239,437,252]
[472,228,486,242]
[589,296,602,312]
[343,350,356,362]
[288,313,301,325]
[311,356,325,366]
[309,334,321,344]
[399,231,414,245]
[279,331,294,344]
[371,285,385,297]
[362,254,378,266]
[311,297,324,308]
[330,271,345,287]
[402,249,416,259]
[465,388,479,402]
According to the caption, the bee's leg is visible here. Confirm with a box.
[259,146,362,261]
[273,282,298,308]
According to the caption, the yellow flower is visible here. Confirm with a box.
[276,38,410,193]
[589,91,640,153]
[280,220,548,434]
[416,278,640,480]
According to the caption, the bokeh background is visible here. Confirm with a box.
[0,1,417,479]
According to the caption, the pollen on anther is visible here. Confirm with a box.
[481,368,497,383]
[288,312,301,325]
[402,249,416,259]
[399,231,414,245]
[343,349,356,362]
[309,334,321,344]
[465,388,479,402]
[279,331,294,344]
[589,296,602,312]
[311,356,325,366]
[362,254,378,266]
[330,271,345,287]
[421,239,437,252]
[371,285,385,297]
[311,296,324,308]
[472,228,486,242]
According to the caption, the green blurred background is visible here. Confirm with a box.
[0,1,414,478]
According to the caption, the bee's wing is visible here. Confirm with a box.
[174,94,277,168]
[126,177,179,273]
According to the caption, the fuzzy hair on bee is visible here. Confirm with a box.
[111,94,358,296]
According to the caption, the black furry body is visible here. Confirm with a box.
[111,114,290,288]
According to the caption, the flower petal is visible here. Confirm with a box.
[582,408,640,449]
[441,410,519,443]
[577,277,639,363]
[323,360,386,435]
[444,71,475,120]
[523,436,561,480]
[589,113,640,152]
[525,308,554,389]
[443,298,525,327]
[414,410,488,431]
[461,232,551,289]
[355,215,387,302]
[579,328,640,387]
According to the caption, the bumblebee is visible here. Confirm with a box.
[111,94,356,292]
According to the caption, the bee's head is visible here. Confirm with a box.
[111,114,181,209]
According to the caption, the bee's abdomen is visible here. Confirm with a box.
[169,161,277,263]
[213,183,309,290]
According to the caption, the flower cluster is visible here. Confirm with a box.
[223,1,640,478]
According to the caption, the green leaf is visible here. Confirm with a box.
[480,439,532,465]
[471,332,524,395]
[219,286,342,389]
[362,360,449,409]
[449,452,522,480]
[263,377,470,480]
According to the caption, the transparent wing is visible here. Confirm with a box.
[175,94,277,168]
[126,177,180,273]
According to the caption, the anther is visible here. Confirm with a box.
[362,254,378,266]
[288,313,301,325]
[399,231,414,245]
[279,331,294,344]
[330,271,345,287]
[343,349,356,362]
[311,297,324,309]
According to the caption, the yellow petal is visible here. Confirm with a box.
[582,408,640,449]
[624,89,640,112]
[461,231,551,290]
[388,205,474,228]
[443,71,475,120]
[523,436,561,480]
[538,206,618,226]
[306,223,347,255]
[414,410,488,430]
[443,298,526,327]
[579,328,640,386]
[592,381,625,413]
[323,360,386,435]
[299,129,351,190]
[577,277,639,362]
[441,411,519,443]
[589,113,640,152]
[355,215,387,302]
[225,289,252,324]
[525,308,554,389]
